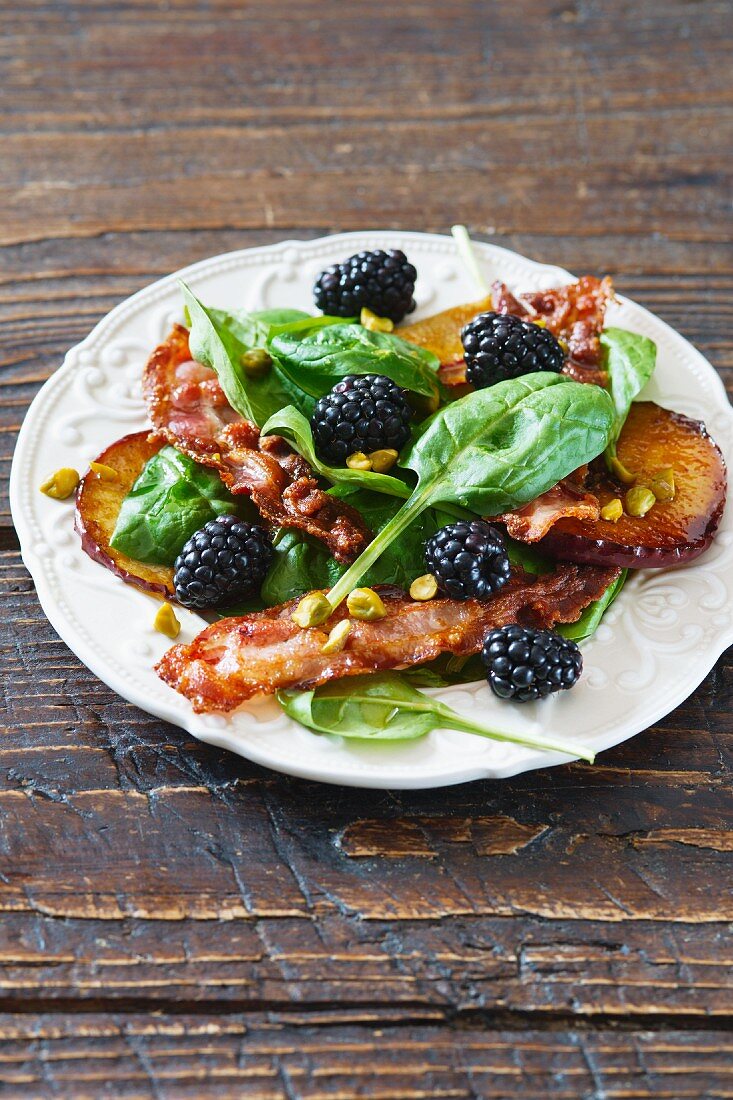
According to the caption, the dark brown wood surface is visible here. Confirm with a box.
[2,1,733,1096]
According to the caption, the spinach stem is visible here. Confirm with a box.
[310,690,594,763]
[437,704,595,763]
[327,487,433,608]
[451,225,490,296]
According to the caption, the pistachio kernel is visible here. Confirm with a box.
[89,461,118,482]
[600,498,623,523]
[609,456,636,486]
[369,448,399,474]
[648,467,675,502]
[347,587,387,621]
[321,619,352,655]
[360,306,394,333]
[625,485,656,518]
[292,592,332,628]
[39,467,79,500]
[154,602,180,640]
[410,573,439,601]
[240,348,272,377]
[346,451,373,471]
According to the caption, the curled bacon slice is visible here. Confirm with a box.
[416,275,614,388]
[499,479,600,542]
[156,564,620,712]
[493,274,614,381]
[142,325,371,563]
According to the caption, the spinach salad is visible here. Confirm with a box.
[94,234,710,766]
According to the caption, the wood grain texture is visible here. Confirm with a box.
[1,1016,731,1100]
[2,0,733,1094]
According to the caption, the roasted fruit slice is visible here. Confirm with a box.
[75,431,174,597]
[539,402,727,568]
[399,294,492,386]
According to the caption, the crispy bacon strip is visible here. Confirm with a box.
[494,274,614,381]
[499,479,600,542]
[434,276,614,387]
[156,564,619,712]
[142,325,371,563]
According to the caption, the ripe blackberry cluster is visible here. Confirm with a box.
[173,515,273,610]
[424,520,510,601]
[461,311,566,389]
[482,625,582,703]
[310,374,413,465]
[314,249,417,323]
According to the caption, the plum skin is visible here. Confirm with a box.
[539,526,720,570]
[75,430,175,598]
[539,403,727,570]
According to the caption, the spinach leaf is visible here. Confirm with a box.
[181,283,320,425]
[601,327,656,457]
[110,445,241,565]
[325,374,616,609]
[208,306,311,352]
[277,672,594,761]
[261,486,453,605]
[181,281,259,423]
[262,405,413,499]
[268,323,441,402]
[558,568,628,642]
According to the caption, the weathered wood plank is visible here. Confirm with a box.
[0,912,730,1017]
[2,0,733,1091]
[2,551,732,932]
[0,1015,729,1100]
[2,0,731,132]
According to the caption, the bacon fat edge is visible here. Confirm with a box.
[142,325,371,563]
[156,564,620,712]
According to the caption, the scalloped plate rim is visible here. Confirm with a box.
[10,230,733,789]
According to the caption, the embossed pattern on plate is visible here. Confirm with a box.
[10,232,733,788]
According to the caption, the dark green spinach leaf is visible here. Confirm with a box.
[208,306,311,352]
[181,281,259,423]
[277,672,594,761]
[261,486,453,605]
[181,283,323,425]
[558,568,627,642]
[325,374,616,609]
[268,323,441,402]
[601,327,656,458]
[110,445,242,565]
[261,405,413,499]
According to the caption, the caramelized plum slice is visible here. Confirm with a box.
[399,295,491,387]
[540,402,727,568]
[75,431,175,597]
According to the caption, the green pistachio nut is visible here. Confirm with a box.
[292,592,332,628]
[625,485,656,517]
[346,587,387,621]
[241,348,273,377]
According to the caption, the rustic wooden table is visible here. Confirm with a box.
[2,1,732,1096]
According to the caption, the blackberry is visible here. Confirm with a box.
[461,311,565,389]
[311,374,413,465]
[424,520,510,601]
[314,249,417,323]
[482,625,582,703]
[173,515,273,610]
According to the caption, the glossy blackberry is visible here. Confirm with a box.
[424,520,510,601]
[173,515,273,610]
[461,311,566,389]
[481,625,582,703]
[314,249,417,323]
[311,374,413,465]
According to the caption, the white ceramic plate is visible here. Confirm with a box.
[10,232,733,789]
